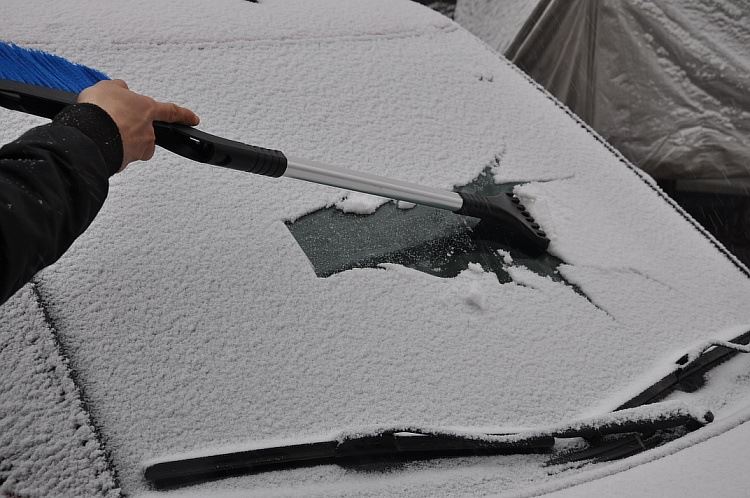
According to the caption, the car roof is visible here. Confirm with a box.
[1,0,749,495]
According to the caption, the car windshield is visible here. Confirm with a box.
[2,1,750,497]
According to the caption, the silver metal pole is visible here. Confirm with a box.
[284,155,464,212]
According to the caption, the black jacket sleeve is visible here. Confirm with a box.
[0,103,123,305]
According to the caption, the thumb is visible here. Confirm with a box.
[109,79,129,89]
[152,101,200,126]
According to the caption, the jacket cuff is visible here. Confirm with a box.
[53,103,123,176]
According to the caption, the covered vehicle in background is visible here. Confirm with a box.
[0,0,749,496]
[456,0,750,264]
[457,0,750,184]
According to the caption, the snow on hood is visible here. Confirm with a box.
[1,0,750,495]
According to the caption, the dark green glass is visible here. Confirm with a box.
[287,168,564,283]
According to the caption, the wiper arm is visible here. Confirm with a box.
[548,328,750,466]
[143,402,711,489]
[617,328,750,410]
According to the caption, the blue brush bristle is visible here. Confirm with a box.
[0,41,109,93]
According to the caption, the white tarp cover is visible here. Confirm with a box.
[454,0,539,54]
[458,0,750,181]
[1,0,750,496]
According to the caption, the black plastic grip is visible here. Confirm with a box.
[0,79,75,118]
[456,191,550,254]
[153,122,287,177]
[0,80,288,178]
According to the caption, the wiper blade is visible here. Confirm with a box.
[144,428,553,489]
[143,402,711,489]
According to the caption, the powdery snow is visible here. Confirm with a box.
[1,0,749,496]
[0,286,118,497]
[334,192,387,215]
[396,200,416,210]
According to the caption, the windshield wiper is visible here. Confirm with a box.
[143,402,711,489]
[617,328,750,410]
[144,327,750,489]
[144,428,553,489]
[549,328,750,466]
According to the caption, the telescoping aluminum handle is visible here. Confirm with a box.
[284,155,463,211]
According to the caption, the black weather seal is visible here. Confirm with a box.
[30,281,123,492]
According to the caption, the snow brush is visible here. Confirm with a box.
[0,42,549,254]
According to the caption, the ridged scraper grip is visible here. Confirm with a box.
[456,191,550,254]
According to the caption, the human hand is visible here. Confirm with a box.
[77,80,200,171]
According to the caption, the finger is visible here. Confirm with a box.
[76,87,91,103]
[152,101,200,125]
[110,79,129,89]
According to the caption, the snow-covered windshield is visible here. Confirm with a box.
[1,0,749,496]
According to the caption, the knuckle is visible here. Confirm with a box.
[165,102,179,121]
[108,79,128,90]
